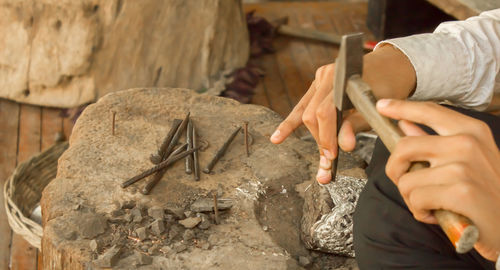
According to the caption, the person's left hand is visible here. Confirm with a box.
[376,99,500,261]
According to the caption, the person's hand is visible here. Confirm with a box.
[269,63,369,184]
[378,99,500,261]
[269,44,417,185]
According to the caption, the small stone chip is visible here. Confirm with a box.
[89,239,99,252]
[94,245,122,268]
[122,201,136,209]
[150,219,165,235]
[134,251,153,266]
[131,208,143,223]
[135,227,148,241]
[178,217,201,229]
[190,198,233,212]
[111,209,125,217]
[197,213,211,230]
[173,242,187,253]
[298,256,312,267]
[147,206,165,219]
[183,229,195,241]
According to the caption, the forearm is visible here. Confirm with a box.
[362,44,416,100]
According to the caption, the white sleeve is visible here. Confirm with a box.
[375,9,500,111]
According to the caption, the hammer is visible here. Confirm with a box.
[332,33,478,253]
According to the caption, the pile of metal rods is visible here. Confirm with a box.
[121,112,251,195]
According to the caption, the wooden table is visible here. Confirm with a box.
[427,0,499,20]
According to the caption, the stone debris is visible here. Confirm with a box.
[131,208,143,223]
[179,217,201,229]
[197,213,211,230]
[124,213,133,223]
[190,198,233,212]
[134,251,153,266]
[135,227,148,241]
[122,201,136,209]
[89,239,99,252]
[94,245,123,268]
[173,242,188,253]
[164,204,185,219]
[184,210,193,218]
[201,242,211,250]
[111,209,125,217]
[150,220,165,235]
[79,214,108,239]
[147,206,165,220]
[299,256,312,267]
[183,229,195,242]
[168,224,183,240]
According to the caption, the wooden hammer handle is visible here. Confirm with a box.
[345,76,478,253]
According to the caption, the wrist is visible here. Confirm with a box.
[362,44,416,100]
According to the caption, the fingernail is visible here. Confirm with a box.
[323,149,334,160]
[319,155,331,169]
[316,168,331,183]
[376,99,391,108]
[270,130,280,140]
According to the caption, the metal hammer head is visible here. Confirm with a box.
[333,33,364,111]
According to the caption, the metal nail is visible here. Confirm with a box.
[112,111,116,136]
[141,143,192,195]
[161,112,190,161]
[203,126,241,174]
[121,144,194,188]
[150,119,182,164]
[243,122,249,157]
[192,123,200,181]
[213,193,219,225]
[185,119,194,174]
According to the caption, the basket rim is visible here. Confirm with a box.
[3,141,69,249]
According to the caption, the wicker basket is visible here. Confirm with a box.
[4,142,69,249]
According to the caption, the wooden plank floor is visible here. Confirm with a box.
[245,2,373,118]
[0,2,371,269]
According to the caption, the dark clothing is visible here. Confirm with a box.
[353,107,500,269]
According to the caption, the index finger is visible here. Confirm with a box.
[270,81,317,144]
[376,99,485,138]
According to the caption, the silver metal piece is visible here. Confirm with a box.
[310,175,367,257]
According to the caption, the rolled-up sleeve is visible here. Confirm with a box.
[375,9,500,111]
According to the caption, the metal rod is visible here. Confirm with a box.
[243,122,249,157]
[162,112,190,161]
[121,144,195,188]
[150,119,182,164]
[213,193,219,225]
[192,123,200,181]
[185,119,194,174]
[141,143,188,195]
[112,111,116,136]
[203,126,241,174]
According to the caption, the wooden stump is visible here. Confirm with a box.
[0,0,249,108]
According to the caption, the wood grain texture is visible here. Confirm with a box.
[426,0,498,20]
[10,104,41,270]
[0,99,20,270]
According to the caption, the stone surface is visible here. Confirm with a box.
[135,227,148,241]
[0,0,249,107]
[41,88,360,269]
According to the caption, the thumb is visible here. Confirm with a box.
[338,111,370,152]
